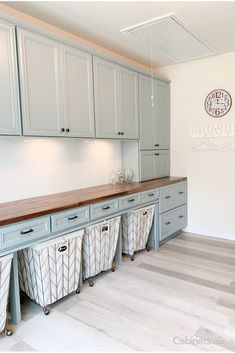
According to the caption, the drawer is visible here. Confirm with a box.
[141,189,159,204]
[0,217,51,250]
[90,199,119,220]
[160,181,187,213]
[160,205,187,241]
[51,206,89,233]
[119,193,141,211]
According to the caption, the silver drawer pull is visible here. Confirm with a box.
[102,206,110,210]
[178,191,184,195]
[165,221,171,225]
[128,198,135,202]
[178,215,184,219]
[148,193,155,197]
[20,228,34,235]
[68,215,78,221]
[165,196,171,199]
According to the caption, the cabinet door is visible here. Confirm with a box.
[140,150,170,181]
[118,67,139,139]
[154,150,170,178]
[17,29,63,136]
[139,74,155,149]
[62,45,95,137]
[154,80,170,149]
[93,57,119,138]
[139,151,155,181]
[0,20,21,135]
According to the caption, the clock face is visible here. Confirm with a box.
[204,89,232,118]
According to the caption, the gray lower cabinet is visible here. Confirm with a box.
[17,28,95,137]
[159,181,187,241]
[140,150,170,181]
[93,56,139,139]
[0,20,21,136]
[160,205,187,241]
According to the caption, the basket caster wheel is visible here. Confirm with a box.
[130,255,134,261]
[4,328,12,336]
[111,266,116,272]
[88,279,94,287]
[43,307,49,315]
[146,246,151,252]
[76,288,80,294]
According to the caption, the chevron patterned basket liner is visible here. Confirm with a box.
[0,253,13,334]
[18,230,84,308]
[83,216,121,280]
[122,204,155,256]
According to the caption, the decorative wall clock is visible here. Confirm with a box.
[204,89,232,118]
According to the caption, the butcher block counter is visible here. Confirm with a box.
[0,177,186,227]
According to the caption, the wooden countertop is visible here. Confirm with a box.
[0,177,187,226]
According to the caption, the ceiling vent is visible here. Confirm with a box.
[121,14,217,64]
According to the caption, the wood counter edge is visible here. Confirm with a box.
[0,177,187,227]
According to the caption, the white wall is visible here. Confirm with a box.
[157,52,235,240]
[0,137,122,203]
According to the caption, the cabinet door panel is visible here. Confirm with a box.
[155,150,170,178]
[118,67,138,139]
[154,80,170,149]
[0,20,21,135]
[139,74,155,149]
[17,29,62,136]
[139,151,155,181]
[93,57,119,138]
[62,46,95,137]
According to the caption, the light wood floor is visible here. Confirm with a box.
[2,232,235,351]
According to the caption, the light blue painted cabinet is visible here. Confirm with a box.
[140,150,170,181]
[139,73,170,180]
[17,28,95,137]
[0,20,21,136]
[139,74,170,150]
[17,29,63,136]
[93,56,139,139]
[61,45,95,137]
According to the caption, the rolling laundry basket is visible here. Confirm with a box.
[0,253,13,336]
[122,204,155,260]
[18,230,83,315]
[83,216,121,287]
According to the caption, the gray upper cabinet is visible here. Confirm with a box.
[93,56,139,139]
[93,56,119,138]
[17,28,95,137]
[17,29,63,136]
[139,74,170,150]
[118,66,139,139]
[0,20,21,135]
[140,150,170,181]
[61,45,95,137]
[154,79,170,149]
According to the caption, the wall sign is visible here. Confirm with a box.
[204,89,232,118]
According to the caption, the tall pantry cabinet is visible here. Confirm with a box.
[139,74,170,180]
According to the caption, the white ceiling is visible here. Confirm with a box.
[4,1,235,68]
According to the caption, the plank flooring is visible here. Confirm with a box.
[2,232,235,351]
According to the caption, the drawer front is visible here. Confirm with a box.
[160,205,187,241]
[160,181,187,213]
[119,193,141,211]
[0,217,51,249]
[51,206,89,233]
[90,199,119,220]
[141,189,159,204]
